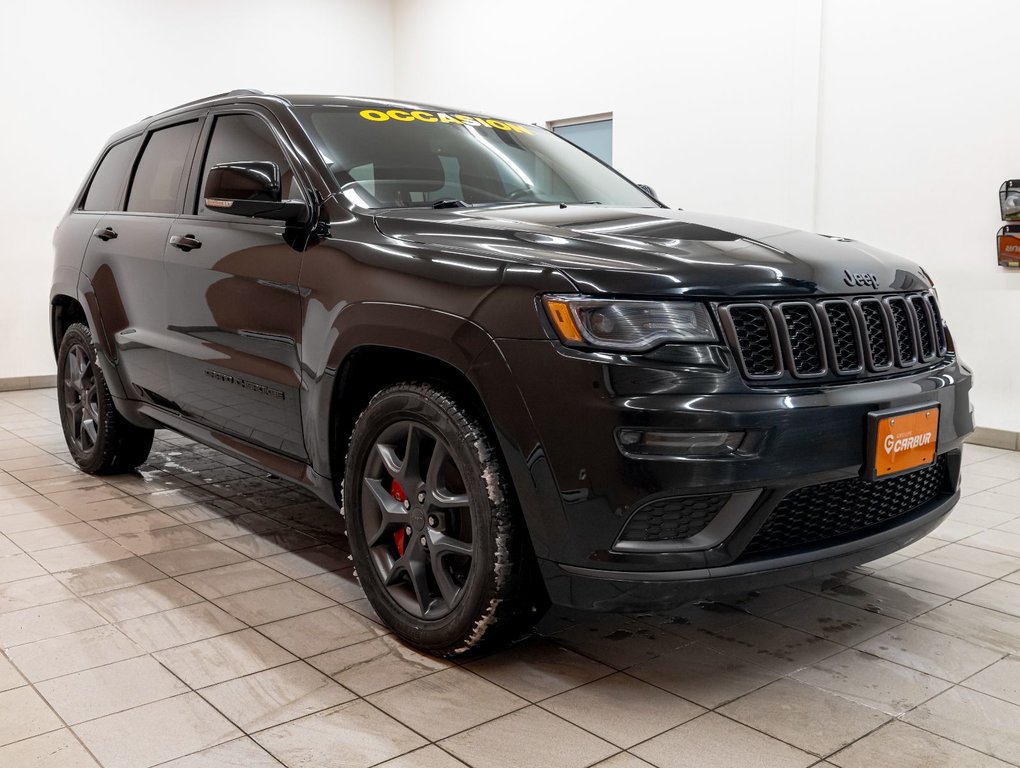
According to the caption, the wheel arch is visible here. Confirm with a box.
[304,301,556,562]
[327,345,498,487]
[50,294,88,360]
[50,273,131,403]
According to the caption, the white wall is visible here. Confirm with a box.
[814,0,1020,431]
[393,0,823,231]
[0,0,395,380]
[394,0,1020,433]
[5,0,1019,433]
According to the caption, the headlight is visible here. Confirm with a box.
[542,295,717,351]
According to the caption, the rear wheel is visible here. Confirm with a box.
[57,323,154,474]
[343,383,528,656]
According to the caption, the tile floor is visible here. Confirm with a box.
[0,387,1018,767]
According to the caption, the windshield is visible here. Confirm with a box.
[293,105,657,209]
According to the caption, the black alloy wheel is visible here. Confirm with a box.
[362,420,474,619]
[62,342,101,454]
[343,382,530,656]
[56,323,154,474]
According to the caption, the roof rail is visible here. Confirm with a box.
[143,89,268,120]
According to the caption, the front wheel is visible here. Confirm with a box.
[57,323,154,474]
[343,383,528,656]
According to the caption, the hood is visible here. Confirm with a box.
[373,204,930,298]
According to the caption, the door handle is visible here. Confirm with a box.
[93,227,118,241]
[169,234,202,252]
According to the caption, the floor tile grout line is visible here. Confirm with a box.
[792,590,1016,687]
[687,593,1012,713]
[951,655,1020,710]
[72,690,237,767]
[597,591,1009,711]
[622,649,781,712]
[362,688,532,752]
[0,646,110,767]
[531,673,706,750]
[886,704,1020,767]
[634,708,826,763]
[444,634,760,754]
[460,644,622,705]
[148,734,287,768]
[914,545,1020,581]
[814,716,920,767]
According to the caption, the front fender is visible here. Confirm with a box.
[300,302,562,555]
[302,301,504,476]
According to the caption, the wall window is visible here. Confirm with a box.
[550,114,613,165]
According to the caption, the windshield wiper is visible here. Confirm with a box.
[431,199,471,209]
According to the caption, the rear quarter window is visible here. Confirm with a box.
[81,136,141,212]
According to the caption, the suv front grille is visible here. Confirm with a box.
[857,299,892,369]
[780,303,823,376]
[742,456,950,557]
[727,307,780,377]
[718,292,948,385]
[886,297,915,364]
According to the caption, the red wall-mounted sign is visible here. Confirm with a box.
[998,224,1020,268]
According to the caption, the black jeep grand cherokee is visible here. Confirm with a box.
[51,90,973,655]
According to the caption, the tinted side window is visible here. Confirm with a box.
[127,121,199,214]
[82,136,141,212]
[199,114,299,215]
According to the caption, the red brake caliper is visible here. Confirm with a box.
[390,480,407,557]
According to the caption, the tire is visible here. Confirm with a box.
[57,323,154,474]
[343,383,528,657]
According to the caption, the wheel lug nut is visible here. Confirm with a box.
[419,535,427,546]
[405,526,412,536]
[417,492,426,504]
[427,515,437,527]
[402,499,410,509]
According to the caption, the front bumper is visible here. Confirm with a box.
[492,339,973,611]
[539,488,957,611]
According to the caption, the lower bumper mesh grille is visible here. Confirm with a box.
[743,456,950,556]
[619,494,730,543]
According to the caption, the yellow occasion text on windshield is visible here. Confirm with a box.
[359,109,533,134]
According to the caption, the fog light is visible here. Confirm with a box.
[616,429,746,458]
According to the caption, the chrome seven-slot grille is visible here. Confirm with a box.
[717,292,948,383]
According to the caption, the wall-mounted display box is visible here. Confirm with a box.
[999,224,1020,267]
[1002,180,1020,221]
[999,181,1020,267]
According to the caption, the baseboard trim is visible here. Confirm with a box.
[0,375,57,392]
[967,427,1020,452]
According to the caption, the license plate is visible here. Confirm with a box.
[867,405,940,480]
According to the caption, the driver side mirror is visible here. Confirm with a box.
[204,161,309,223]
